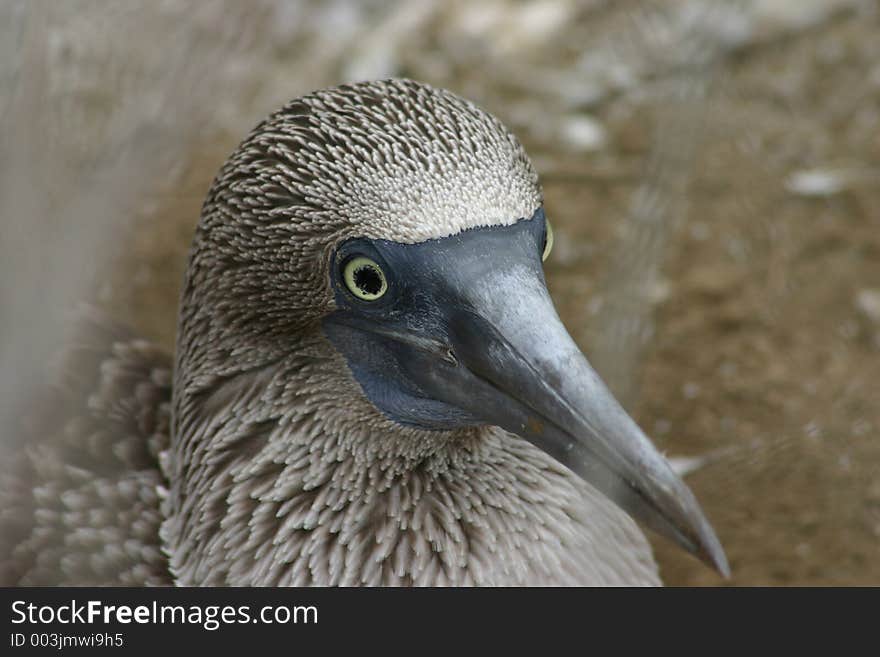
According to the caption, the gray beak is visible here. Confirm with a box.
[435,266,729,576]
[324,214,729,577]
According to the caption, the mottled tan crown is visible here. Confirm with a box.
[203,78,542,247]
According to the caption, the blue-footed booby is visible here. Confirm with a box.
[1,79,727,586]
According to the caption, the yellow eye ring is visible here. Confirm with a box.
[542,220,554,262]
[343,256,388,301]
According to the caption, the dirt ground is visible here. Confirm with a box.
[548,10,880,585]
[101,6,879,586]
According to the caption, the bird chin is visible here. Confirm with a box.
[322,318,484,431]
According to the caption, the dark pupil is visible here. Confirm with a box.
[354,265,382,295]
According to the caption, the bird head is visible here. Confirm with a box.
[174,79,728,577]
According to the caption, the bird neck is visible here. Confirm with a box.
[163,329,659,585]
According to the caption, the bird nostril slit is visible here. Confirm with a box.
[443,349,458,367]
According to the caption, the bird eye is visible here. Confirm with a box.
[343,256,388,301]
[542,220,554,262]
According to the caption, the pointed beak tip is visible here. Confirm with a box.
[692,523,730,579]
[707,544,731,580]
[649,458,730,580]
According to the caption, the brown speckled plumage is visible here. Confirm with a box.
[1,315,171,585]
[2,79,660,586]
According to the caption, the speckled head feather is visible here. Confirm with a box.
[162,79,659,586]
[243,78,541,243]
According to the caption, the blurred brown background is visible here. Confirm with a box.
[1,0,878,585]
